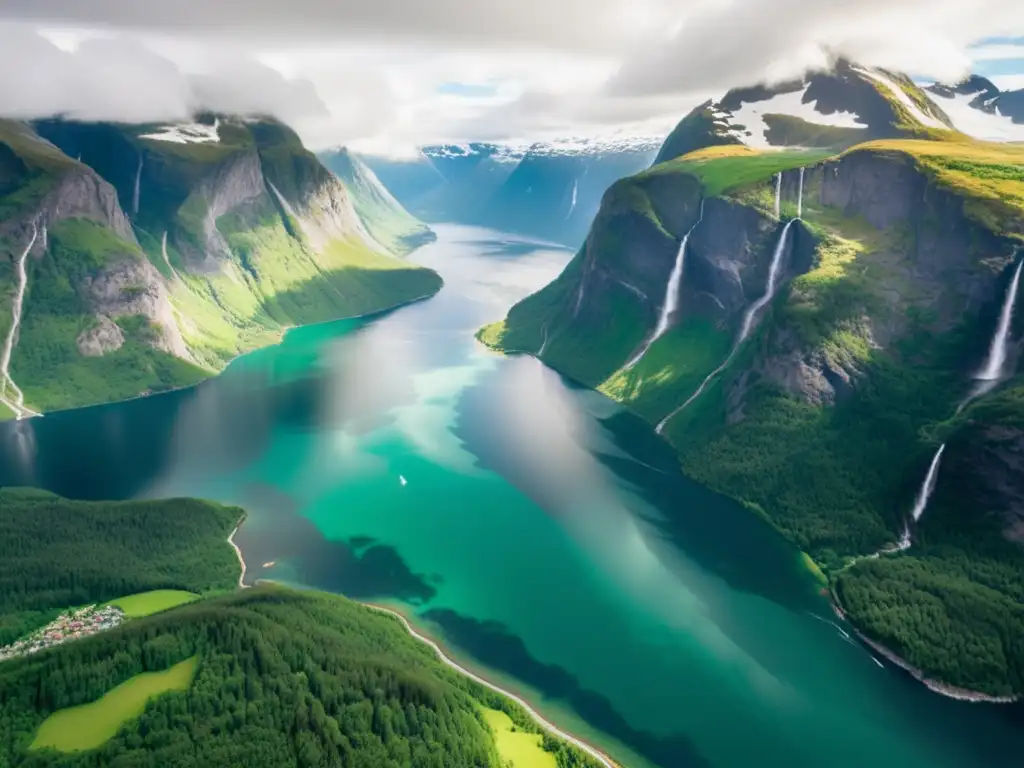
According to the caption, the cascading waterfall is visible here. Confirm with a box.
[976,257,1023,382]
[132,154,143,217]
[910,444,946,522]
[737,219,797,343]
[657,173,805,434]
[0,223,39,420]
[774,172,782,219]
[565,179,579,220]
[625,200,705,369]
[796,167,805,219]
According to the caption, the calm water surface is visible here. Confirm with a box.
[1,224,1021,768]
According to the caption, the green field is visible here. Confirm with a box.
[482,708,557,768]
[107,590,200,618]
[29,656,198,753]
[642,145,835,196]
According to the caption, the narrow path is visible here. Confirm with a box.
[0,223,40,420]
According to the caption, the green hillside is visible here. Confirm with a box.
[481,135,1024,697]
[0,118,441,416]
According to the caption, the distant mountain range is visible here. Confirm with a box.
[336,137,661,248]
[924,75,1024,141]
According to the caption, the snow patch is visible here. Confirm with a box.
[139,120,221,145]
[722,85,867,148]
[854,69,946,130]
[924,92,1024,141]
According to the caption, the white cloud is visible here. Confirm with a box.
[0,1,1023,155]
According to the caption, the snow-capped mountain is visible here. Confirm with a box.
[655,60,952,164]
[924,76,1024,141]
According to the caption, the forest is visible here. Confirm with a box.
[0,488,241,645]
[0,587,600,768]
[0,490,599,767]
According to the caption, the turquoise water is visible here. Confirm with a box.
[1,224,1020,767]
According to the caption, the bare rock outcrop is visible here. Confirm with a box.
[76,315,125,357]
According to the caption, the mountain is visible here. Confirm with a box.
[0,116,440,418]
[357,143,522,223]
[318,147,435,253]
[471,138,660,247]
[924,75,1024,141]
[357,138,660,247]
[481,75,1024,696]
[655,60,954,164]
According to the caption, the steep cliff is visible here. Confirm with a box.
[481,136,1024,696]
[319,147,435,254]
[0,117,441,415]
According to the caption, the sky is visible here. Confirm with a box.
[1,1,1024,155]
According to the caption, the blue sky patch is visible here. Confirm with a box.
[436,82,498,98]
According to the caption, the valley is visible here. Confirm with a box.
[1,12,1024,764]
[2,224,1023,768]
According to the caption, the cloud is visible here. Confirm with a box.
[1,1,1023,155]
[0,0,676,52]
[607,0,1024,98]
[0,25,331,130]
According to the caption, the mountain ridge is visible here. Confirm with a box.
[479,83,1024,697]
[0,115,440,418]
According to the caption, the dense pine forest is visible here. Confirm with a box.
[0,588,599,768]
[0,488,241,645]
[0,491,600,767]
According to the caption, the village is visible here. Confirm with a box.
[0,605,124,663]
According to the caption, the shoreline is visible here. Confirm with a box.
[227,525,617,767]
[830,591,1018,704]
[482,338,1022,707]
[4,287,442,424]
[361,602,619,768]
[227,522,248,590]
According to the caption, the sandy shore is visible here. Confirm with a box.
[362,602,619,768]
[831,593,1018,704]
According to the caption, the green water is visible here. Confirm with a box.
[1,224,1020,767]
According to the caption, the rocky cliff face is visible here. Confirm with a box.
[0,117,440,416]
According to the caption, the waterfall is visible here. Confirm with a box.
[565,179,578,220]
[625,200,705,369]
[538,324,551,357]
[911,444,946,522]
[738,219,797,343]
[132,154,143,217]
[657,211,801,433]
[774,173,782,220]
[796,167,805,219]
[976,257,1023,382]
[0,224,39,420]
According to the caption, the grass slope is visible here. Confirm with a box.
[108,591,200,618]
[482,708,557,768]
[29,656,198,753]
[9,219,208,413]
